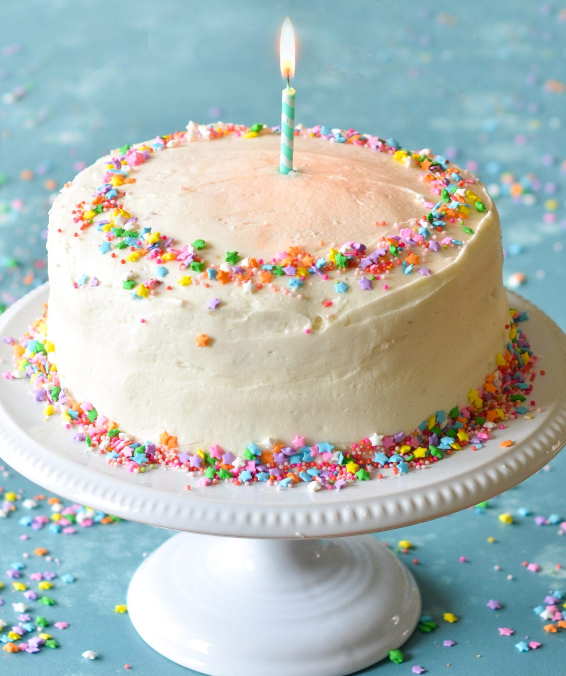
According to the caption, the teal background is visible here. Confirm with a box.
[1,1,566,675]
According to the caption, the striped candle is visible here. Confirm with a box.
[280,85,295,174]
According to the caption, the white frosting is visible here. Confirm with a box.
[47,131,508,453]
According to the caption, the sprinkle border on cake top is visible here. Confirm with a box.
[3,308,539,491]
[62,121,489,302]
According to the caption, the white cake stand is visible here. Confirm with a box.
[1,284,566,676]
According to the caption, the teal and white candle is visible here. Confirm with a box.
[279,17,296,175]
[280,85,295,174]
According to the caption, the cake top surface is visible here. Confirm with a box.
[49,122,496,303]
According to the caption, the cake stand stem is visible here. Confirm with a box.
[127,532,421,676]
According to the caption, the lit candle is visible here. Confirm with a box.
[279,17,296,175]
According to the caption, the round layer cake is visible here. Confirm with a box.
[47,122,509,455]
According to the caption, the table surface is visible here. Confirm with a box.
[1,1,566,675]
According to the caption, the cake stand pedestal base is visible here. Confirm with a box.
[127,532,421,676]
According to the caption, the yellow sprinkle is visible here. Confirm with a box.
[38,581,53,590]
[465,190,479,201]
[545,199,559,211]
[114,604,128,614]
[443,613,458,623]
[457,431,469,442]
[44,405,55,417]
[413,447,427,459]
[328,248,338,263]
[136,284,149,298]
[161,252,176,261]
[110,175,124,186]
[60,411,71,423]
[127,252,141,262]
[8,632,21,640]
[39,633,52,640]
[83,210,95,220]
[5,491,17,502]
[0,582,3,589]
[51,513,61,522]
[495,353,506,367]
[119,209,131,219]
[345,461,360,474]
[177,276,192,286]
[243,131,258,139]
[398,540,413,549]
[488,537,495,543]
[450,442,462,451]
[458,204,470,215]
[521,352,530,366]
[399,445,412,454]
[427,416,436,430]
[296,267,309,277]
[145,231,161,244]
[12,582,27,591]
[499,512,513,524]
[197,448,206,459]
[495,408,505,420]
[44,340,55,353]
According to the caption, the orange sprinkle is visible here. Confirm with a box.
[33,547,48,557]
[196,333,209,347]
[499,440,513,448]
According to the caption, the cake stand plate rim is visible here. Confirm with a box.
[0,282,565,539]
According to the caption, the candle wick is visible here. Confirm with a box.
[286,70,291,89]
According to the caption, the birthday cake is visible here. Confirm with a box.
[8,122,537,489]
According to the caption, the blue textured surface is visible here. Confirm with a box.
[1,1,566,674]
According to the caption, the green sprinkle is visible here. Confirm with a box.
[449,406,460,419]
[389,243,398,257]
[475,200,487,212]
[355,468,370,481]
[192,239,206,250]
[389,649,404,664]
[475,416,486,425]
[123,280,136,290]
[86,409,98,423]
[462,226,474,235]
[218,469,232,480]
[86,434,92,448]
[45,639,60,649]
[476,500,489,509]
[250,123,264,133]
[441,188,450,202]
[116,241,128,249]
[334,252,348,268]
[190,261,205,272]
[36,616,49,628]
[204,467,216,480]
[119,144,131,154]
[39,596,56,606]
[243,449,255,461]
[272,265,285,276]
[225,251,241,264]
[107,429,120,437]
[510,394,526,402]
[51,386,61,402]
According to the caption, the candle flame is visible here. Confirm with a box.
[279,17,295,81]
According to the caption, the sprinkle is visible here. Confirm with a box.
[498,627,514,636]
[114,605,128,614]
[443,613,458,623]
[82,650,99,659]
[388,649,404,664]
[498,513,513,524]
[334,281,349,293]
[196,334,209,347]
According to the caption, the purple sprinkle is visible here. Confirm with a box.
[418,267,432,276]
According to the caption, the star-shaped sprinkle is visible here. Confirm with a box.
[225,251,240,264]
[412,667,426,675]
[292,436,305,449]
[486,600,502,610]
[242,280,254,294]
[443,613,458,623]
[177,275,192,286]
[222,451,235,465]
[498,627,514,636]
[196,333,209,347]
[369,432,384,447]
[178,452,191,464]
[334,281,349,293]
[159,431,178,450]
[190,455,203,469]
[373,451,388,465]
[514,641,529,652]
[358,276,372,290]
[207,298,221,309]
[114,605,128,614]
[529,641,542,650]
[443,640,455,647]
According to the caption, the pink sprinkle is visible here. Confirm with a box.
[140,319,146,323]
[529,641,542,650]
[304,328,311,334]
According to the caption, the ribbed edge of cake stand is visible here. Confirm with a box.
[0,284,565,538]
